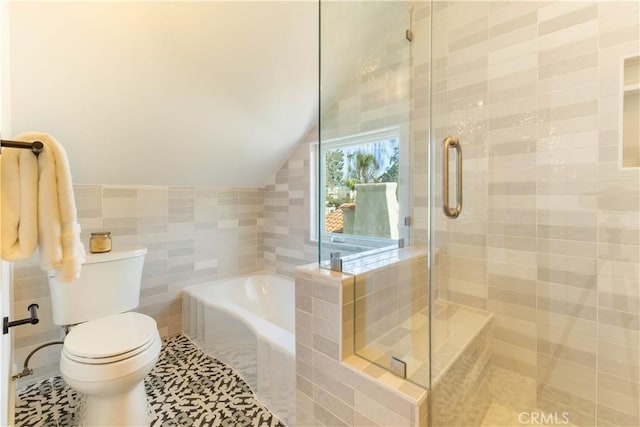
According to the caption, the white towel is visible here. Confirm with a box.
[15,132,85,282]
[1,145,38,260]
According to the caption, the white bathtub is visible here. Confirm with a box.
[182,273,295,425]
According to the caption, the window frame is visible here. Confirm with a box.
[310,126,409,251]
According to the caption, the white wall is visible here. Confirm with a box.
[0,0,14,423]
[8,1,318,187]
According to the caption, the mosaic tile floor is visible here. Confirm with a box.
[15,335,285,427]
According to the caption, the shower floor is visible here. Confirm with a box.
[14,335,284,427]
[356,300,493,386]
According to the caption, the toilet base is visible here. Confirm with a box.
[78,381,150,427]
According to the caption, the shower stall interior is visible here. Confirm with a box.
[319,1,640,426]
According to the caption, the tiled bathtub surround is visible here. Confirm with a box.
[182,273,296,426]
[11,185,264,386]
[295,263,426,427]
[432,1,640,426]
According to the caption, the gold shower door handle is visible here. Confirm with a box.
[442,136,463,219]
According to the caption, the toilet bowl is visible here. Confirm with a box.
[60,312,161,426]
[48,246,160,426]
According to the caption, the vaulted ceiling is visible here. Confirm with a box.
[8,1,406,187]
[9,1,318,186]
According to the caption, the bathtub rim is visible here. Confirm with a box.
[182,270,295,349]
[184,269,292,289]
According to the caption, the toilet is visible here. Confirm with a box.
[47,246,161,426]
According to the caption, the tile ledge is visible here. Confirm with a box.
[342,354,428,404]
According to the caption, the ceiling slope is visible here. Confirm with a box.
[9,1,318,186]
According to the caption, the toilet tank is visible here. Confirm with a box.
[47,246,147,326]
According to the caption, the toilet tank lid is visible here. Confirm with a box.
[84,245,147,264]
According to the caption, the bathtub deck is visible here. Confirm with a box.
[356,300,492,386]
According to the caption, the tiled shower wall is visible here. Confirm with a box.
[432,1,640,426]
[12,185,264,385]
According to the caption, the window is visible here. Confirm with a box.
[311,127,409,254]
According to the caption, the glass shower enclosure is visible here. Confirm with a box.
[430,1,640,426]
[320,1,640,426]
[318,0,432,389]
[318,1,412,265]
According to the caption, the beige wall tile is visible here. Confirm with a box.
[539,3,598,36]
[13,184,265,388]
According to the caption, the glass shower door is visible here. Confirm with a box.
[319,1,432,389]
[429,3,494,426]
[429,1,640,427]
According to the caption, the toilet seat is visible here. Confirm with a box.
[63,312,158,365]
